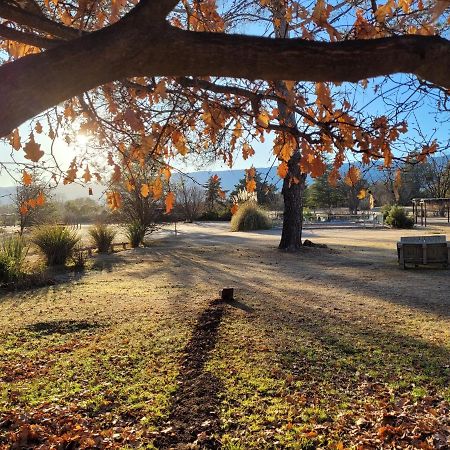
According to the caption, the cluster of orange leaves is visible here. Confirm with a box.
[18,170,45,215]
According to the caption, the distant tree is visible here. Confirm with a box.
[339,178,369,214]
[376,157,450,208]
[14,174,55,234]
[306,171,346,211]
[175,179,205,222]
[63,198,106,225]
[306,167,369,214]
[204,175,226,212]
[231,171,278,207]
[113,163,163,233]
[397,164,428,205]
[420,157,450,199]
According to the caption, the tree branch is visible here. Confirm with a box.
[0,7,448,137]
[0,23,61,48]
[0,2,81,39]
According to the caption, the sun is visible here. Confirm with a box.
[76,133,89,147]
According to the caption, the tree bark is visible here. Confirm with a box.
[279,152,307,251]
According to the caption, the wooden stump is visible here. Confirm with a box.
[220,288,234,302]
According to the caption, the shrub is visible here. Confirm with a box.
[71,246,87,271]
[385,206,414,229]
[1,235,28,274]
[197,210,220,221]
[381,204,393,221]
[32,225,80,266]
[126,221,147,248]
[230,203,271,232]
[197,207,232,221]
[0,253,15,283]
[89,224,116,253]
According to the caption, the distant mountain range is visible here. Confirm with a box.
[0,168,281,205]
[0,164,400,206]
[1,156,447,205]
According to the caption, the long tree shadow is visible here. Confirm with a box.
[155,300,225,449]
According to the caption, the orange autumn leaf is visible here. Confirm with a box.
[257,110,270,128]
[107,191,122,210]
[28,198,37,208]
[165,191,175,213]
[357,188,367,200]
[152,178,163,200]
[19,204,28,215]
[231,203,239,215]
[126,180,135,192]
[35,121,43,134]
[161,167,171,181]
[246,179,257,193]
[233,121,243,138]
[315,82,332,109]
[64,159,78,185]
[24,133,44,162]
[218,189,226,199]
[245,167,256,179]
[172,130,188,155]
[273,133,297,162]
[242,143,255,160]
[310,157,327,178]
[141,183,150,198]
[153,80,167,98]
[277,161,289,178]
[22,170,32,186]
[36,192,45,206]
[10,129,21,150]
[344,166,361,186]
[111,164,122,183]
[82,165,92,183]
[328,168,340,187]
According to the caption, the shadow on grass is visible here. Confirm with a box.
[155,300,225,449]
[26,320,101,336]
[275,304,450,391]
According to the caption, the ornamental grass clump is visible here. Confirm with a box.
[89,224,116,253]
[230,203,271,232]
[0,236,28,282]
[126,221,147,248]
[32,225,80,266]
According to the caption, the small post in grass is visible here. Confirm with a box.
[220,288,234,302]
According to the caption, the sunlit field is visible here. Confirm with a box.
[1,223,449,449]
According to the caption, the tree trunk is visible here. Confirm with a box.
[279,151,306,251]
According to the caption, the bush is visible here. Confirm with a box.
[32,225,80,266]
[197,207,232,221]
[126,221,147,248]
[381,204,393,221]
[2,235,28,273]
[0,253,15,283]
[385,206,414,229]
[230,203,271,232]
[89,224,116,253]
[71,246,87,271]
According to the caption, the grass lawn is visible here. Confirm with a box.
[0,224,449,449]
